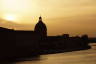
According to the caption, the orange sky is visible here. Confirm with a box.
[0,0,96,37]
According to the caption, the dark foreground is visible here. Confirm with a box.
[0,27,92,62]
[16,43,96,64]
[0,43,95,64]
[0,44,91,63]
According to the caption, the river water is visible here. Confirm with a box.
[16,43,96,64]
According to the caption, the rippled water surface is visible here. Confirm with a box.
[16,43,96,64]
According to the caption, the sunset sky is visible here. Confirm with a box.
[0,0,96,37]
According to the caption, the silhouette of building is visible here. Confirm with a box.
[0,16,91,60]
[34,16,47,37]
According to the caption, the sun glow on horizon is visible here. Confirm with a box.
[0,0,41,24]
[3,14,17,22]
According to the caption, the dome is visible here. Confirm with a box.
[34,16,47,37]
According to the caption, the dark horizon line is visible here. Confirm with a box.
[0,27,96,38]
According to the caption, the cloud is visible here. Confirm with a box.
[0,18,34,30]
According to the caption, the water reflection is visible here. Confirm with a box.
[16,43,96,64]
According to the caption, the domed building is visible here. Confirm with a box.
[34,16,47,37]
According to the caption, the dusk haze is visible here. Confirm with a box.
[0,0,96,37]
[0,0,96,63]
